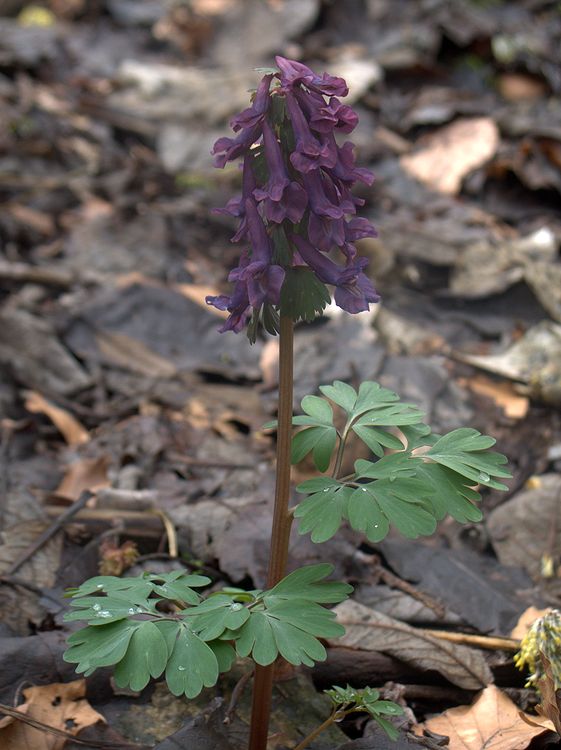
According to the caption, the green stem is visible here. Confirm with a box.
[248,315,295,750]
[292,711,338,750]
[332,426,350,479]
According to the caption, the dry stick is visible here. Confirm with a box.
[248,315,294,750]
[422,629,520,651]
[7,491,93,576]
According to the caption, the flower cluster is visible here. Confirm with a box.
[207,56,380,335]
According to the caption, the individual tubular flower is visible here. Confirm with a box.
[253,119,308,224]
[291,235,380,314]
[206,56,381,336]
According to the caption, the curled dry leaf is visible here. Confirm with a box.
[24,391,89,446]
[332,600,493,690]
[0,679,104,750]
[537,654,561,736]
[510,606,551,640]
[421,685,554,750]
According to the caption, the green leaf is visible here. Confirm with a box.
[369,713,400,741]
[348,486,390,543]
[64,620,138,673]
[189,596,250,641]
[208,640,236,673]
[265,564,352,604]
[293,485,351,542]
[415,463,483,523]
[296,477,341,494]
[113,621,169,691]
[165,625,219,698]
[301,395,333,424]
[352,382,400,418]
[65,595,155,626]
[349,478,437,539]
[150,573,210,605]
[266,599,345,638]
[354,452,421,481]
[66,576,153,600]
[427,428,511,490]
[319,381,358,413]
[280,267,331,323]
[352,424,406,458]
[235,611,277,666]
[291,425,337,472]
[399,422,434,449]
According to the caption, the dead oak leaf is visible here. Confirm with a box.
[422,685,554,750]
[24,390,89,446]
[537,654,561,736]
[0,679,104,750]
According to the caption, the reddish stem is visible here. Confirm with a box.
[248,315,294,750]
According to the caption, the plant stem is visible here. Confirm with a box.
[248,314,295,750]
[332,426,349,479]
[292,712,337,750]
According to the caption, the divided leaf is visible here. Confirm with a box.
[293,484,352,542]
[265,564,352,604]
[427,428,511,490]
[291,425,337,472]
[415,463,483,523]
[165,625,220,698]
[114,620,170,691]
[64,620,138,674]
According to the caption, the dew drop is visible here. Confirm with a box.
[361,487,367,492]
[177,666,186,671]
[92,603,101,611]
[230,603,243,611]
[478,472,490,482]
[128,608,136,615]
[96,584,104,589]
[98,610,112,618]
[323,488,330,492]
[373,524,379,529]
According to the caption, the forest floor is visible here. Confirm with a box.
[1,1,561,748]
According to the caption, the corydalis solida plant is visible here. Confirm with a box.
[63,59,511,750]
[206,56,380,338]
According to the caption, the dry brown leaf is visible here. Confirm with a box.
[332,600,492,690]
[422,685,554,750]
[457,375,529,419]
[54,455,111,500]
[24,391,89,446]
[510,606,550,640]
[401,117,499,194]
[537,654,561,736]
[0,680,104,750]
[95,330,177,378]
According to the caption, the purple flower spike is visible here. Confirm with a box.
[291,235,380,313]
[285,92,337,173]
[210,57,380,334]
[253,119,308,224]
[275,56,348,97]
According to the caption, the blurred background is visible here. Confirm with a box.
[1,1,561,744]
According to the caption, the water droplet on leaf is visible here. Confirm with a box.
[478,472,490,482]
[177,666,186,671]
[98,610,111,618]
[92,603,101,611]
[231,603,243,611]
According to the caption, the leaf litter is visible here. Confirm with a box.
[1,0,561,747]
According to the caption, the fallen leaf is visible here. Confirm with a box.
[0,680,104,750]
[537,654,561,736]
[511,607,550,640]
[331,600,493,690]
[457,375,529,419]
[24,391,89,446]
[54,456,111,501]
[421,685,554,750]
[401,117,499,194]
[497,73,547,102]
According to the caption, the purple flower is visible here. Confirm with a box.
[253,119,308,224]
[285,92,337,173]
[331,142,374,186]
[213,156,257,241]
[309,98,358,134]
[275,56,348,97]
[230,74,273,132]
[291,235,380,313]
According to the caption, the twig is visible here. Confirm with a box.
[422,629,520,651]
[224,667,254,725]
[369,554,446,619]
[7,491,93,576]
[0,260,74,288]
[0,703,143,748]
[0,575,63,606]
[150,509,178,557]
